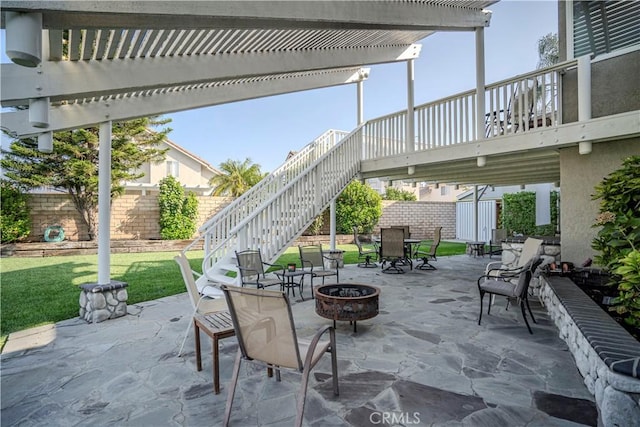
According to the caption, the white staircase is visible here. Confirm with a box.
[183,128,360,296]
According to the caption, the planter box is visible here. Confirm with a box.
[540,275,640,426]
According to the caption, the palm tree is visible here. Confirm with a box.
[532,32,560,118]
[537,32,559,69]
[210,158,266,197]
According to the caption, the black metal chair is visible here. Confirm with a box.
[353,226,378,268]
[477,257,543,334]
[488,228,507,258]
[414,226,442,270]
[235,249,285,290]
[298,245,339,294]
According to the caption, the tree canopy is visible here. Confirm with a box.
[158,176,198,240]
[1,117,169,240]
[382,186,417,201]
[537,32,559,69]
[209,158,267,197]
[0,181,31,243]
[336,181,382,234]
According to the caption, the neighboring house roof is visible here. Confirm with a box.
[456,183,558,202]
[144,128,221,176]
[163,137,222,176]
[457,185,497,202]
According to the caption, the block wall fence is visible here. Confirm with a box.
[25,194,456,242]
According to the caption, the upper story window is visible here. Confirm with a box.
[572,1,640,58]
[166,161,179,177]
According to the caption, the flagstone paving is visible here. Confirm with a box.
[1,255,597,426]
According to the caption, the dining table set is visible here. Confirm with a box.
[372,226,424,273]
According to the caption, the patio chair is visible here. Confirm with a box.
[390,225,411,238]
[488,228,507,258]
[298,245,339,294]
[485,237,543,279]
[235,249,285,290]
[391,225,413,268]
[380,227,406,274]
[220,285,339,427]
[414,226,442,270]
[353,226,378,268]
[477,257,543,334]
[174,253,230,361]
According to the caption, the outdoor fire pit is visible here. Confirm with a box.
[314,283,380,332]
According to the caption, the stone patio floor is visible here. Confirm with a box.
[1,255,598,426]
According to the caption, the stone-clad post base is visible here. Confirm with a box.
[326,250,345,269]
[79,281,128,323]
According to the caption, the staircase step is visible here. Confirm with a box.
[217,263,238,272]
[205,273,238,287]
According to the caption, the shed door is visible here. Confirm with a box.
[456,200,497,242]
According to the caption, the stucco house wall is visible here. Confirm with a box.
[127,137,219,194]
[562,50,640,123]
[560,138,639,265]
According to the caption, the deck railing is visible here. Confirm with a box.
[362,60,575,160]
[484,62,567,138]
[415,89,477,149]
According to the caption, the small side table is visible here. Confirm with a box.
[466,241,486,258]
[276,270,308,300]
[193,312,235,394]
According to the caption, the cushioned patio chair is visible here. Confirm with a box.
[485,237,543,278]
[477,257,543,334]
[298,245,339,293]
[353,226,378,268]
[235,249,285,290]
[414,226,442,270]
[221,285,339,427]
[380,227,406,274]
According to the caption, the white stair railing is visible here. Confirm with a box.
[184,128,357,286]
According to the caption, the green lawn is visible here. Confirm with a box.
[0,241,465,346]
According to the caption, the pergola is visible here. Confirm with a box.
[1,1,495,284]
[1,1,495,137]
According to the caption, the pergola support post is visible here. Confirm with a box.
[98,121,112,285]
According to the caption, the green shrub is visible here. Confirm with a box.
[382,187,417,201]
[1,181,31,243]
[502,190,559,236]
[310,213,324,235]
[591,155,640,270]
[611,250,640,328]
[336,181,382,234]
[158,176,198,240]
[591,155,640,326]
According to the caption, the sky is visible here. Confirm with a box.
[1,1,559,173]
[164,0,559,172]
